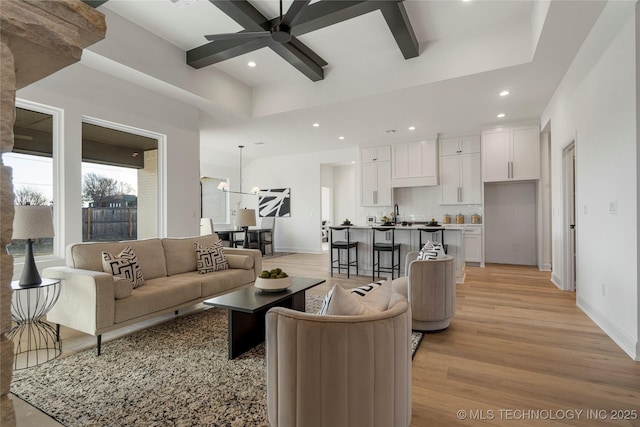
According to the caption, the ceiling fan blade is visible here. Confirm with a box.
[280,0,310,28]
[205,31,270,42]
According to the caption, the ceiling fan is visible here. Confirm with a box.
[204,0,310,44]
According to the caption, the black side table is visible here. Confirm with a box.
[8,278,62,370]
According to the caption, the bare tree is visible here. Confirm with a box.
[14,186,50,206]
[82,172,118,205]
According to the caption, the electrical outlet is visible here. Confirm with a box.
[583,204,589,215]
[512,243,520,251]
[601,283,606,297]
[609,200,617,214]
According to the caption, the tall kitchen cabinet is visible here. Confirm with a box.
[482,126,540,182]
[439,136,482,204]
[391,140,438,187]
[360,146,391,206]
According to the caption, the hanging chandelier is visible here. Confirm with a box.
[217,145,260,195]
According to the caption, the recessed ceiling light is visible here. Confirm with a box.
[254,141,266,145]
[351,161,356,164]
[338,136,345,140]
[386,129,396,133]
[499,90,510,96]
[497,113,506,118]
[132,152,139,157]
[313,123,320,127]
[409,126,416,131]
[462,0,472,3]
[247,61,257,67]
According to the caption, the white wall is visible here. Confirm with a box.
[484,182,537,266]
[541,1,638,360]
[241,148,358,253]
[333,165,356,226]
[17,63,202,272]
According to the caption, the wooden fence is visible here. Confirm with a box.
[83,207,137,242]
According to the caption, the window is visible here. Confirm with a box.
[201,177,229,224]
[5,106,55,258]
[81,119,159,242]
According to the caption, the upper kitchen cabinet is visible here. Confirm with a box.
[361,146,391,206]
[440,136,480,156]
[391,140,438,187]
[482,126,540,182]
[361,146,391,163]
[439,136,481,205]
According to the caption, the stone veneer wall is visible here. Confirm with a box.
[0,1,105,424]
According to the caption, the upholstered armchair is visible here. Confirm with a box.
[393,251,456,331]
[265,295,412,427]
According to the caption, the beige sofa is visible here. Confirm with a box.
[43,235,261,354]
[265,291,412,427]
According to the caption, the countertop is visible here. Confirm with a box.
[332,224,480,230]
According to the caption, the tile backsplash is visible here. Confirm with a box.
[362,186,482,224]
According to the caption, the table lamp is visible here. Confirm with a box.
[237,208,256,248]
[12,205,55,287]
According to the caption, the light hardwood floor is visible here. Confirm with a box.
[12,253,640,427]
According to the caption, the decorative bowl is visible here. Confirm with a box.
[254,276,292,292]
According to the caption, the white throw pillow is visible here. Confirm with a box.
[319,284,375,316]
[350,281,393,312]
[102,247,145,288]
[319,282,393,315]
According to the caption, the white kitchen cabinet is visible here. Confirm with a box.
[464,226,483,263]
[361,146,391,163]
[482,126,540,182]
[440,136,480,156]
[392,140,438,187]
[439,137,481,205]
[361,148,391,206]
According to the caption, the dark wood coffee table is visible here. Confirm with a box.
[204,276,325,359]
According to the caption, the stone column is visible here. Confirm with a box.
[0,1,105,424]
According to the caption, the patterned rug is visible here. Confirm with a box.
[11,295,423,427]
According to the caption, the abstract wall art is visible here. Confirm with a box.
[258,188,291,217]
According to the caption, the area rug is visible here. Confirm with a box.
[11,295,423,427]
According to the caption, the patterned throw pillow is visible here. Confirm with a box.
[319,281,392,315]
[417,241,445,260]
[194,241,229,274]
[102,247,145,288]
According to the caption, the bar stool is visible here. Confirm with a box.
[330,226,359,278]
[419,227,447,253]
[371,227,401,280]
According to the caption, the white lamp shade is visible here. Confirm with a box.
[237,209,256,227]
[12,205,54,239]
[250,186,260,194]
[217,182,228,190]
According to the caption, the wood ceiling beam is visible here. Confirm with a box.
[208,0,270,31]
[187,37,270,69]
[379,1,419,59]
[268,39,324,82]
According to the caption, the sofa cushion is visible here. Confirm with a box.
[67,239,167,280]
[162,235,220,276]
[101,247,145,288]
[114,275,201,323]
[200,269,255,297]
[225,254,254,270]
[195,241,229,273]
[113,276,134,299]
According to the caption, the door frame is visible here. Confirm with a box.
[562,141,576,291]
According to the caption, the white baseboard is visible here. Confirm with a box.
[550,272,562,290]
[539,263,552,272]
[577,295,638,361]
[277,247,322,255]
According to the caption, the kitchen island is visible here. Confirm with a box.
[329,224,466,283]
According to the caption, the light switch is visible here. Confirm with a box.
[609,200,617,214]
[583,204,588,215]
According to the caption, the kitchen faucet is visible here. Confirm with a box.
[393,204,399,225]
